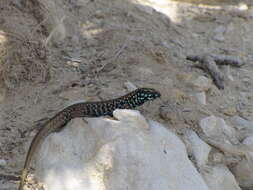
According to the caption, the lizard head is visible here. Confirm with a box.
[135,88,161,102]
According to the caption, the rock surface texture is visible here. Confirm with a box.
[35,110,210,190]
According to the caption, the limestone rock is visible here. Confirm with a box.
[201,165,241,190]
[232,136,253,188]
[199,115,238,144]
[230,115,253,133]
[124,81,137,91]
[221,106,237,116]
[35,109,210,190]
[194,92,206,105]
[0,159,7,166]
[213,26,226,42]
[182,129,211,167]
[189,76,211,92]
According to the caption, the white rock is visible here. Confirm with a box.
[35,109,210,190]
[213,26,226,42]
[201,165,241,190]
[223,66,234,81]
[195,92,206,105]
[230,115,253,132]
[213,33,225,42]
[199,115,222,138]
[124,81,137,91]
[190,76,211,92]
[215,26,226,33]
[0,159,7,166]
[243,135,253,147]
[182,130,211,167]
[136,4,154,15]
[199,115,238,144]
[212,152,224,164]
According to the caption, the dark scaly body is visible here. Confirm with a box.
[19,88,160,190]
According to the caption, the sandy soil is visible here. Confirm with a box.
[0,0,253,189]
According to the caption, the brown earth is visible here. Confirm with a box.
[0,0,253,189]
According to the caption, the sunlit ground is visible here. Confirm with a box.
[0,30,7,45]
[133,0,248,23]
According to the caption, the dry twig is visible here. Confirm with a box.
[187,54,245,89]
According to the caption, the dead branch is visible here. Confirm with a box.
[210,54,246,67]
[187,55,225,89]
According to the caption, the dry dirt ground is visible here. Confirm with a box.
[0,0,253,189]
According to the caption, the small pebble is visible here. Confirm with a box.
[189,76,211,92]
[221,107,237,116]
[213,25,226,42]
[0,159,7,166]
[195,92,206,105]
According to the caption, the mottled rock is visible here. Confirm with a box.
[223,65,234,81]
[211,152,224,164]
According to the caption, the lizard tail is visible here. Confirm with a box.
[18,169,28,190]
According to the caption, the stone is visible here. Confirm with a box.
[189,76,211,92]
[35,110,210,190]
[223,65,234,81]
[221,107,237,116]
[213,26,226,42]
[124,81,137,91]
[199,115,222,138]
[213,33,225,42]
[194,92,206,105]
[201,165,241,190]
[233,158,253,188]
[182,129,211,167]
[0,159,7,166]
[232,136,253,188]
[230,115,253,133]
[199,115,238,144]
[171,89,188,103]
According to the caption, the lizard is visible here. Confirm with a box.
[18,87,161,190]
